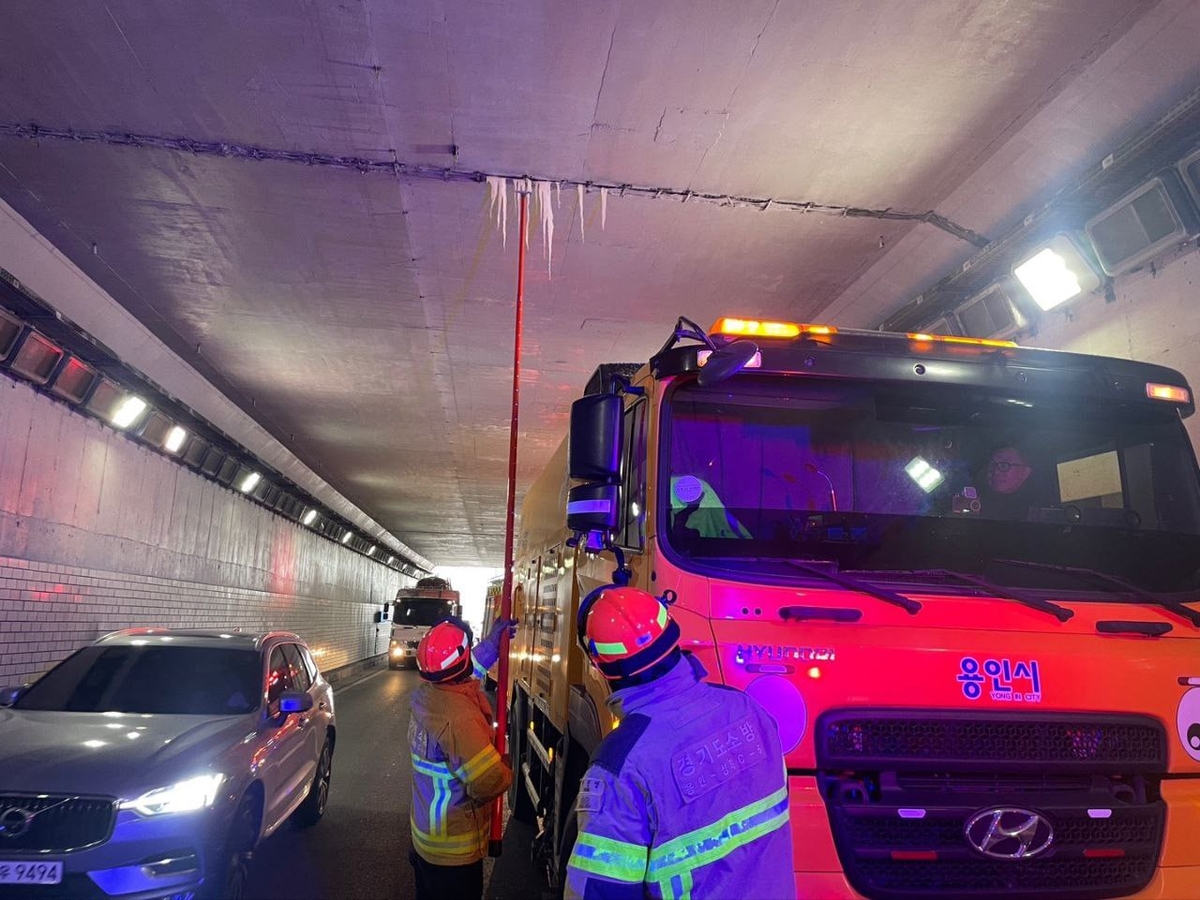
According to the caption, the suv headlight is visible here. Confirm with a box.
[120,773,226,816]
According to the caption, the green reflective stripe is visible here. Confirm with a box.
[592,640,628,655]
[473,658,488,679]
[648,788,789,880]
[412,755,453,776]
[656,604,668,628]
[568,831,648,883]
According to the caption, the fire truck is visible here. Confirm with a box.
[505,315,1200,899]
[388,575,460,669]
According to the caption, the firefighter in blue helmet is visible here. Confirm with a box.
[565,586,796,900]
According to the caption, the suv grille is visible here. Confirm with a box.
[0,794,117,853]
[816,710,1166,900]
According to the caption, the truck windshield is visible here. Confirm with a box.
[661,377,1200,594]
[395,599,456,625]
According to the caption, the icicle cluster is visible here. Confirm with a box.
[485,177,609,279]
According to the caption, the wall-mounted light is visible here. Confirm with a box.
[0,307,21,360]
[1177,146,1200,213]
[49,355,98,404]
[9,330,64,385]
[302,509,318,526]
[1012,233,1101,311]
[954,281,1030,339]
[111,394,148,429]
[239,470,261,493]
[367,546,376,556]
[341,530,352,544]
[164,426,188,454]
[1085,171,1198,277]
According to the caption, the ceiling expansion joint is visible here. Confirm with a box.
[0,121,990,247]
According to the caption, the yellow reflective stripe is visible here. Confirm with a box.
[410,821,485,852]
[568,831,648,883]
[649,787,789,880]
[455,744,503,782]
[592,640,628,655]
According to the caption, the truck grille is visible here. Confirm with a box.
[815,710,1166,900]
[819,709,1166,772]
[0,794,117,853]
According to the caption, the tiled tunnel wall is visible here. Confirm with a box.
[0,377,407,684]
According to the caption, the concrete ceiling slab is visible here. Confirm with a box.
[1,0,1196,566]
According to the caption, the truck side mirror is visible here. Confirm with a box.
[569,393,622,481]
[567,483,621,534]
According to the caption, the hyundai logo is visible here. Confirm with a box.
[0,807,34,840]
[964,807,1054,859]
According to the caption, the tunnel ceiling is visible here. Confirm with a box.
[1,1,1198,567]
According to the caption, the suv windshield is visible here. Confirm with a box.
[395,599,456,626]
[662,377,1200,594]
[15,645,261,715]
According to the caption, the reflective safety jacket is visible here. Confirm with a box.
[408,654,512,866]
[565,653,795,900]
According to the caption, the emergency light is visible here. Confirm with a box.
[1146,382,1190,404]
[710,317,837,339]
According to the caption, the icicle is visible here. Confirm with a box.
[486,176,508,248]
[576,184,585,242]
[535,180,555,278]
[600,187,608,230]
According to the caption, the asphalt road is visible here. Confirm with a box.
[243,667,546,900]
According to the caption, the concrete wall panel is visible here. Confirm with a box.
[0,379,404,683]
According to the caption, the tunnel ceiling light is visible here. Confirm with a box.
[111,395,148,429]
[302,509,318,526]
[1085,172,1198,277]
[341,530,352,543]
[1012,233,1101,312]
[367,546,376,556]
[239,471,261,493]
[164,425,188,454]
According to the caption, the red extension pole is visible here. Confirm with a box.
[490,188,528,856]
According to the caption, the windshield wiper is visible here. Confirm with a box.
[993,558,1200,628]
[853,568,1074,623]
[783,559,921,614]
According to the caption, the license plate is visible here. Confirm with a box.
[0,861,63,885]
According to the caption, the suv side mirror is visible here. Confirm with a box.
[0,685,25,707]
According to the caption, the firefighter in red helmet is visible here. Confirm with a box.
[408,615,514,900]
[565,585,796,900]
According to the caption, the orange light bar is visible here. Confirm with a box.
[711,317,837,339]
[907,332,1017,348]
[1146,382,1191,404]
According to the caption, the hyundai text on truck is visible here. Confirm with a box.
[504,315,1200,899]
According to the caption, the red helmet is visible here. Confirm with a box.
[577,586,680,680]
[416,617,473,683]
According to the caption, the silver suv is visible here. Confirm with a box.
[0,628,335,900]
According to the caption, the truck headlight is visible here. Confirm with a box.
[120,773,226,816]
